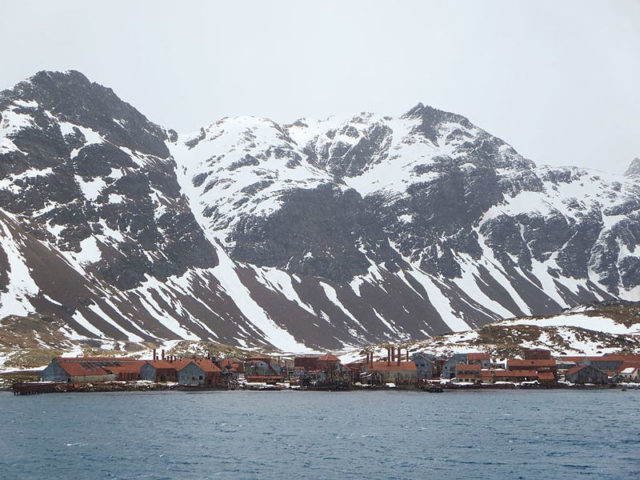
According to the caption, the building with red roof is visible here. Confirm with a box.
[455,363,482,382]
[363,361,417,385]
[507,359,557,373]
[317,354,340,370]
[466,353,492,368]
[140,359,192,382]
[294,355,321,371]
[106,360,146,381]
[40,357,146,383]
[219,358,243,375]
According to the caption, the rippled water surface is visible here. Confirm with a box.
[1,389,639,479]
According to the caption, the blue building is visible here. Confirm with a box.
[412,353,437,379]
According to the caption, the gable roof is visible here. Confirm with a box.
[318,354,340,362]
[193,359,222,373]
[144,359,192,370]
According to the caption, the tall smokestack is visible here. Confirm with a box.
[391,347,395,362]
[397,347,401,365]
[153,349,157,361]
[406,350,409,362]
[161,349,165,360]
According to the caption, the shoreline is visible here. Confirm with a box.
[9,380,637,395]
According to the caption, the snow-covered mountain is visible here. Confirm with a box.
[1,70,639,354]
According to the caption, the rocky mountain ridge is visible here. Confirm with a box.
[0,70,639,354]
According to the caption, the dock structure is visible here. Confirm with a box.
[13,382,65,395]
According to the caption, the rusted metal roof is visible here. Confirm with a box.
[508,359,556,368]
[144,360,192,370]
[58,361,112,377]
[467,353,490,361]
[105,361,146,375]
[57,356,142,363]
[368,361,416,372]
[492,370,538,378]
[187,359,222,373]
[456,363,482,371]
[318,354,340,362]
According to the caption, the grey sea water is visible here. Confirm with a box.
[1,389,639,479]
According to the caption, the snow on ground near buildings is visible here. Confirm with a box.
[339,309,640,362]
[496,313,640,336]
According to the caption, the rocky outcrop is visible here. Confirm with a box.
[625,157,640,177]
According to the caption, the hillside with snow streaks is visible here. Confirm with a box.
[1,70,639,358]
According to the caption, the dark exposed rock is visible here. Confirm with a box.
[231,184,404,283]
[625,157,640,177]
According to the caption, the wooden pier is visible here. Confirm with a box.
[12,382,66,395]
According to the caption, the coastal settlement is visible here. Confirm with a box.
[13,347,640,394]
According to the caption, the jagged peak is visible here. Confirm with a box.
[624,157,640,177]
[403,102,426,117]
[29,69,91,85]
[0,69,169,158]
[2,69,97,102]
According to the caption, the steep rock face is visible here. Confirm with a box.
[0,70,217,290]
[231,184,405,283]
[625,158,640,177]
[1,70,639,355]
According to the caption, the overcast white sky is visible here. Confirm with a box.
[1,0,639,173]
